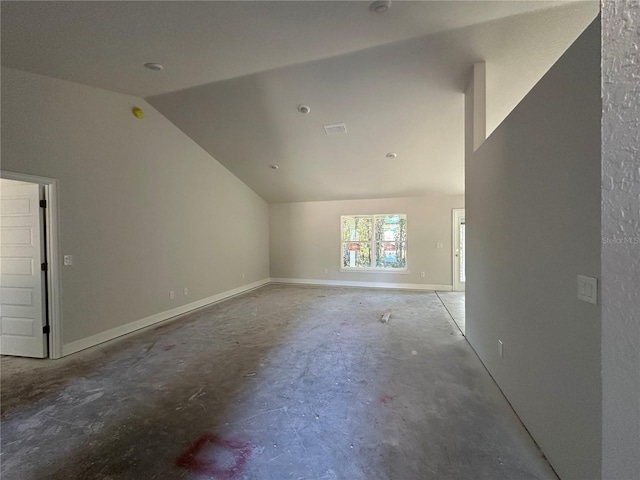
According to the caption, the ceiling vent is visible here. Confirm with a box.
[323,123,347,135]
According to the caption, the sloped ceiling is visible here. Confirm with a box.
[1,1,599,203]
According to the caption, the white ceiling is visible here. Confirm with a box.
[2,0,577,97]
[1,1,599,203]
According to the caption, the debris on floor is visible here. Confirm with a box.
[380,312,391,323]
[0,285,556,480]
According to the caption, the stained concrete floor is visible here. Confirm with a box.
[436,292,465,334]
[1,285,556,480]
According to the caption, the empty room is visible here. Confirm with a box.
[1,1,638,479]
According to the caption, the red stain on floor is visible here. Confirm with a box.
[380,395,396,406]
[176,434,252,479]
[161,345,175,351]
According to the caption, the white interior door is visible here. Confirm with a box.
[0,179,48,358]
[453,209,466,292]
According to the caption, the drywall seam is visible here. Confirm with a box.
[270,277,452,291]
[61,279,270,356]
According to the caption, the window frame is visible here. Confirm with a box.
[340,214,408,274]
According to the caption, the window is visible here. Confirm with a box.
[341,214,407,271]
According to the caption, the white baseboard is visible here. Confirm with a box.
[61,278,270,357]
[61,277,452,357]
[270,277,453,292]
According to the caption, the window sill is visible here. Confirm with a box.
[340,268,410,275]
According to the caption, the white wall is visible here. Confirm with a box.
[466,19,601,480]
[269,195,463,289]
[601,2,640,478]
[1,67,270,354]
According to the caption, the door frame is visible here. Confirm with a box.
[452,208,465,292]
[1,171,63,359]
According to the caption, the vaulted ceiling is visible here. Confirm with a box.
[1,1,599,203]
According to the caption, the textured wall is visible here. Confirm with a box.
[601,1,640,478]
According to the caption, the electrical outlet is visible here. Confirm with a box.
[577,275,598,305]
[420,272,425,278]
[183,288,189,296]
[63,255,73,266]
[242,273,245,280]
[498,340,504,358]
[436,242,443,249]
[324,268,329,274]
[169,291,175,300]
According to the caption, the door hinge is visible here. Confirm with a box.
[41,262,48,271]
[40,199,47,208]
[43,325,50,334]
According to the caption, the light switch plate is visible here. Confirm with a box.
[577,275,598,305]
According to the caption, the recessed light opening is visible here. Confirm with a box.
[144,62,164,71]
[370,1,391,14]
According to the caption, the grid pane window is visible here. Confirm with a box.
[341,214,407,270]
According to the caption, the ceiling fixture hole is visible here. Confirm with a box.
[268,164,279,170]
[370,1,391,14]
[297,104,311,114]
[386,152,397,159]
[144,62,164,71]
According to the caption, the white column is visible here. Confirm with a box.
[472,62,486,151]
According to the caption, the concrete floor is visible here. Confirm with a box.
[1,285,556,480]
[436,292,465,334]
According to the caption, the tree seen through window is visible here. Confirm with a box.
[341,214,407,270]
